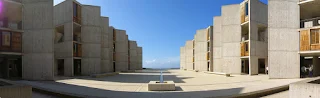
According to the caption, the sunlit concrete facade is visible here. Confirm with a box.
[194,26,213,72]
[269,0,320,79]
[180,47,186,70]
[185,40,194,71]
[0,0,142,80]
[211,0,267,75]
[181,0,268,75]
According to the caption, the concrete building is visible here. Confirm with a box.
[137,47,143,70]
[268,0,320,79]
[129,41,139,70]
[194,26,213,72]
[180,47,186,70]
[22,0,55,80]
[114,29,129,72]
[185,40,194,71]
[0,0,142,80]
[211,0,267,75]
[54,0,103,76]
[180,0,267,75]
[0,0,23,79]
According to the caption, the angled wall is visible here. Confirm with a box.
[129,41,138,70]
[213,16,223,72]
[248,0,268,75]
[22,0,54,80]
[137,47,143,70]
[194,29,209,71]
[115,30,129,71]
[53,0,74,76]
[221,4,241,74]
[268,0,300,78]
[180,47,186,70]
[185,40,194,70]
[101,17,112,73]
[81,5,102,75]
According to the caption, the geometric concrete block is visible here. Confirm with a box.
[148,81,175,91]
[289,77,320,98]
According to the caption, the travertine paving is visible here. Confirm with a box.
[19,70,302,98]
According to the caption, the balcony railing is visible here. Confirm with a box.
[300,17,320,28]
[0,30,22,53]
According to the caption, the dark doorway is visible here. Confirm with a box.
[113,62,116,72]
[241,59,249,74]
[57,59,64,76]
[7,58,22,78]
[74,59,81,76]
[207,62,210,71]
[258,59,266,74]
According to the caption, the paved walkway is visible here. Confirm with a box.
[18,70,302,98]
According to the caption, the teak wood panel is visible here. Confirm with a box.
[241,42,249,56]
[0,31,22,52]
[300,30,310,51]
[240,4,245,24]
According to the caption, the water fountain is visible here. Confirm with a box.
[148,70,175,91]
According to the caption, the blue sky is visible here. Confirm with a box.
[54,0,267,68]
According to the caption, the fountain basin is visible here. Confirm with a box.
[148,81,175,91]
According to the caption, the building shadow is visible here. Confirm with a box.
[20,80,244,98]
[75,74,193,83]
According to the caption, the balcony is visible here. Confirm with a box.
[240,1,249,24]
[241,42,249,57]
[73,2,81,24]
[1,0,22,31]
[0,30,22,53]
[300,17,320,28]
[300,28,320,51]
[73,23,81,42]
[73,42,82,57]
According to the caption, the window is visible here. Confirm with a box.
[245,2,249,16]
[311,29,320,44]
[2,31,11,46]
[73,3,78,17]
[245,43,248,52]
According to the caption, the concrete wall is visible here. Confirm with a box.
[81,5,102,75]
[213,16,223,72]
[53,0,72,26]
[180,46,186,70]
[290,77,320,98]
[194,29,209,71]
[53,0,78,77]
[248,0,268,75]
[268,0,300,78]
[115,30,129,71]
[137,47,143,69]
[101,17,112,73]
[221,4,241,74]
[22,0,55,80]
[108,26,115,72]
[0,79,32,98]
[185,40,194,70]
[129,41,138,70]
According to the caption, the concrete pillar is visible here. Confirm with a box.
[249,57,258,75]
[313,56,320,76]
[22,0,54,80]
[268,0,300,79]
